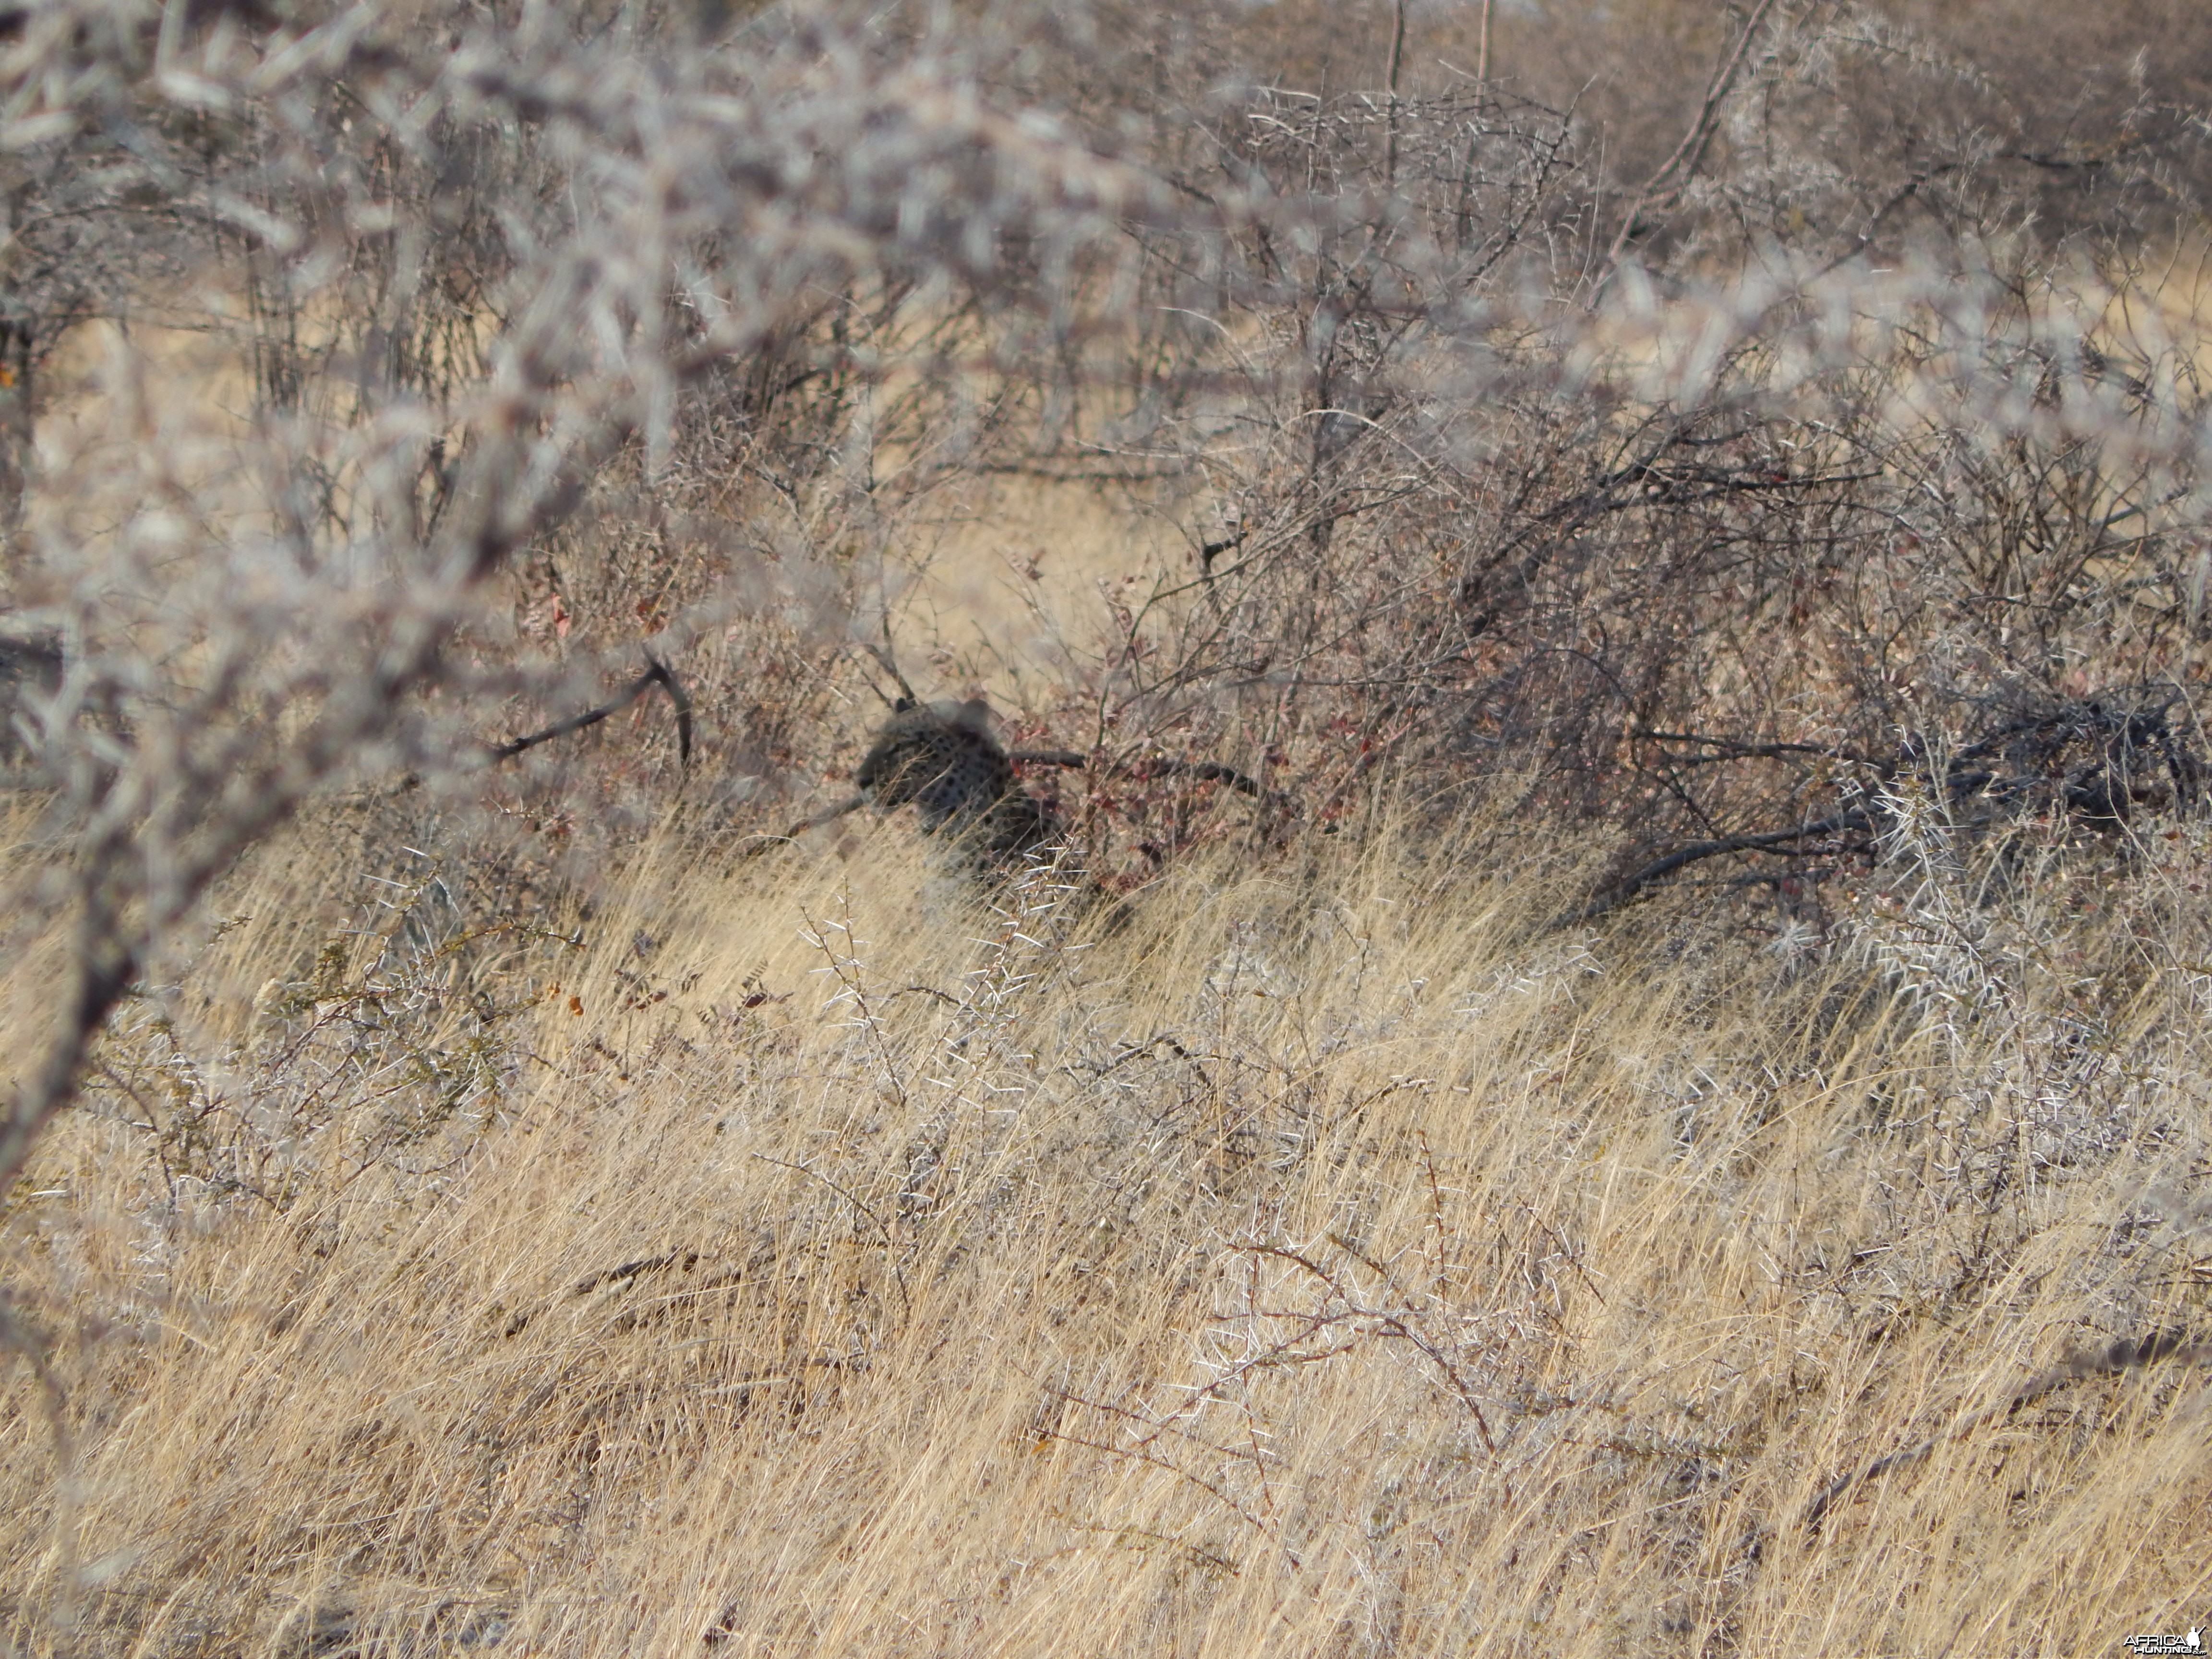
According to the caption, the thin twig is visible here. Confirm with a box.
[862,616,919,708]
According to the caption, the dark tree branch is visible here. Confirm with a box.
[1551,808,1875,929]
[1635,730,1884,768]
[1803,1329,2209,1532]
[491,652,693,771]
[1599,0,1783,276]
[1008,747,1267,798]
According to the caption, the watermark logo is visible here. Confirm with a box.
[2124,1630,2203,1655]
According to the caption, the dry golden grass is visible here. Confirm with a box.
[3,797,2210,1657]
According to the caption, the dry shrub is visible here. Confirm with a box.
[3,817,2208,1654]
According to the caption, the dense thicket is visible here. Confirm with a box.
[0,0,2208,1293]
[1,8,2210,1655]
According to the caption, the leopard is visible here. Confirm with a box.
[855,697,1063,865]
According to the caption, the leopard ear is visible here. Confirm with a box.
[893,696,917,713]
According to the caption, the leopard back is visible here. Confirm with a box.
[856,699,1061,861]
